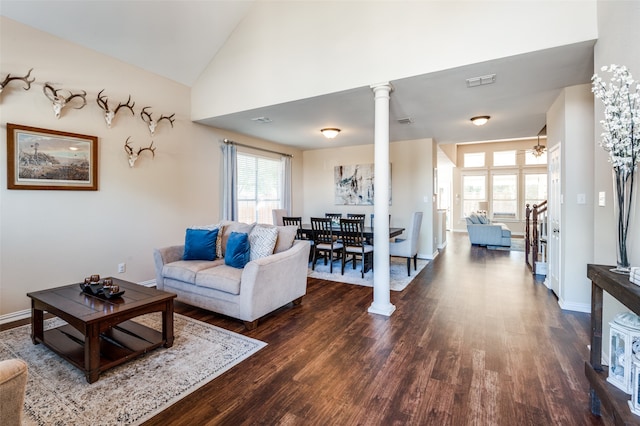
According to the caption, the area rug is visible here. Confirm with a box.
[0,313,266,426]
[487,238,525,252]
[308,256,428,291]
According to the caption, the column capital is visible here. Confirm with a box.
[370,82,394,94]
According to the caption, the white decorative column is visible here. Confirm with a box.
[368,82,395,317]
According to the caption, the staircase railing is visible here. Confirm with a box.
[525,200,548,275]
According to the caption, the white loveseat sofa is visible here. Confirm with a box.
[153,221,310,329]
[465,213,512,247]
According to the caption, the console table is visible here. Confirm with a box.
[586,264,640,425]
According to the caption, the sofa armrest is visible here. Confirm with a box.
[237,240,311,321]
[466,224,503,246]
[153,245,185,290]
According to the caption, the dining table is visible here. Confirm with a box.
[300,224,405,240]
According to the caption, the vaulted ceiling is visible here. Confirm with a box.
[1,1,595,150]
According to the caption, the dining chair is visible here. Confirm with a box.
[340,217,374,278]
[347,213,366,221]
[389,211,423,276]
[282,216,304,239]
[310,217,344,273]
[272,209,287,226]
[325,213,342,226]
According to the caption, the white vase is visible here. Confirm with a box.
[612,167,637,274]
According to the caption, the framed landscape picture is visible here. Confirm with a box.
[7,123,98,190]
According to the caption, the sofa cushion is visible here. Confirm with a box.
[274,225,297,253]
[163,259,223,283]
[184,228,219,261]
[225,232,251,268]
[195,265,243,295]
[221,222,255,256]
[249,225,279,260]
[467,213,481,224]
[477,214,489,224]
[188,223,225,259]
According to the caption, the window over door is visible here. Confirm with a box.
[464,152,485,168]
[237,152,283,224]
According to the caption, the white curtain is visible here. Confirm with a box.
[281,154,292,214]
[221,142,237,220]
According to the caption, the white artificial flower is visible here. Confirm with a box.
[592,64,640,173]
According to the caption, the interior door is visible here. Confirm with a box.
[547,144,561,297]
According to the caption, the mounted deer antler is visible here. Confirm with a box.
[124,137,155,167]
[96,89,135,128]
[43,83,87,119]
[140,106,175,136]
[0,68,35,94]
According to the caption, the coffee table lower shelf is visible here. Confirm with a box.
[38,320,164,379]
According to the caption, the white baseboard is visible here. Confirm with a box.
[558,299,591,313]
[139,279,156,288]
[1,279,157,325]
[419,251,437,260]
[0,309,31,325]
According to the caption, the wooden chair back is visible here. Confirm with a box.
[311,217,336,245]
[340,218,367,248]
[282,216,304,239]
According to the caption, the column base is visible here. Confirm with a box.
[368,302,396,317]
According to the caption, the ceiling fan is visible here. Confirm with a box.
[530,125,547,157]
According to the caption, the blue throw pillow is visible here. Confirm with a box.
[225,232,250,268]
[184,228,218,261]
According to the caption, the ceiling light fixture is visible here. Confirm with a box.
[321,128,341,139]
[532,125,547,157]
[470,116,490,126]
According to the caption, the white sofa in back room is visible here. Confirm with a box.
[465,213,511,247]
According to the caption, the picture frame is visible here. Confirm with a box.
[7,123,98,190]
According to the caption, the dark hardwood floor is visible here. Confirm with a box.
[144,232,604,426]
[1,232,607,425]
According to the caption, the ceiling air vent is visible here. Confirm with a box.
[251,116,272,123]
[397,117,413,124]
[466,74,496,88]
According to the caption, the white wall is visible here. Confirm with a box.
[0,18,302,319]
[593,1,640,355]
[192,0,598,120]
[302,138,435,258]
[547,84,594,312]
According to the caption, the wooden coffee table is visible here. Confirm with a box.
[27,278,176,383]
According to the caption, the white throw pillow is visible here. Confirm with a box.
[249,225,279,261]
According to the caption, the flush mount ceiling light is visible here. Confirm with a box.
[321,128,341,139]
[470,116,490,126]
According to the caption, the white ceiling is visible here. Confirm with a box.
[1,1,596,151]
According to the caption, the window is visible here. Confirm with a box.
[464,152,485,168]
[492,174,517,219]
[493,150,516,166]
[525,173,548,208]
[237,152,283,224]
[462,174,486,216]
